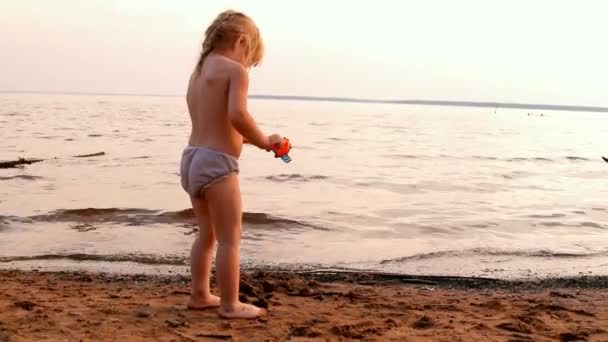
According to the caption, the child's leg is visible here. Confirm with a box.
[187,196,220,309]
[205,175,265,319]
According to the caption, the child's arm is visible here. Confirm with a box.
[228,65,270,150]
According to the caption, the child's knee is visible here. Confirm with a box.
[199,225,216,241]
[204,226,216,238]
[216,232,241,247]
[216,225,241,244]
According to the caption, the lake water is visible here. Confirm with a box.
[1,93,607,279]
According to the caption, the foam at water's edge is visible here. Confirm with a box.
[0,253,186,265]
[379,248,608,264]
[264,173,329,182]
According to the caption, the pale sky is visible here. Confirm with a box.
[1,0,607,106]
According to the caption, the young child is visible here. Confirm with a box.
[180,10,283,319]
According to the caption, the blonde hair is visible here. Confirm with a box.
[196,10,264,72]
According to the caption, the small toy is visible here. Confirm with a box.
[272,137,292,163]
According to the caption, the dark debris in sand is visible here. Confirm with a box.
[13,300,37,311]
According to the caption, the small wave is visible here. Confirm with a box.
[393,155,591,163]
[242,212,313,227]
[159,208,195,220]
[527,213,567,219]
[29,208,170,226]
[358,180,503,195]
[579,221,604,229]
[38,208,157,218]
[390,154,421,159]
[1,112,25,117]
[503,156,590,163]
[355,181,424,194]
[506,157,553,162]
[0,215,32,224]
[0,175,43,181]
[265,174,329,182]
[565,156,590,161]
[501,171,532,180]
[0,253,186,265]
[71,223,97,232]
[161,209,328,230]
[472,156,498,161]
[0,217,10,230]
[379,248,607,264]
[24,207,329,231]
[536,221,607,229]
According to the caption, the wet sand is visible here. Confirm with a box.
[1,270,607,341]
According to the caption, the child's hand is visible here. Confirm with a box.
[266,134,283,151]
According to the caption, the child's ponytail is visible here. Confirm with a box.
[195,10,264,73]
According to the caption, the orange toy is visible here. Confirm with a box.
[272,138,292,163]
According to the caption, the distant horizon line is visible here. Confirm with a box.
[1,90,607,113]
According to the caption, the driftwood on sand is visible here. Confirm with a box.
[0,152,105,169]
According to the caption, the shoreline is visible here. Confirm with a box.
[3,254,608,281]
[1,269,607,341]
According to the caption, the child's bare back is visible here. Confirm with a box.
[186,55,248,158]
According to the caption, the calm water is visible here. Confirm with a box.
[1,93,607,279]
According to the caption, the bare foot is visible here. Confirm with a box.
[187,294,220,310]
[218,302,266,319]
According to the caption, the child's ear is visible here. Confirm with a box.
[236,35,251,65]
[236,35,249,48]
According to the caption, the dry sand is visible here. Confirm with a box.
[1,270,607,341]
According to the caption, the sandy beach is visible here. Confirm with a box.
[1,269,607,341]
[3,1,608,341]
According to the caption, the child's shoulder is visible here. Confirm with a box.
[203,55,247,84]
[210,55,246,74]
